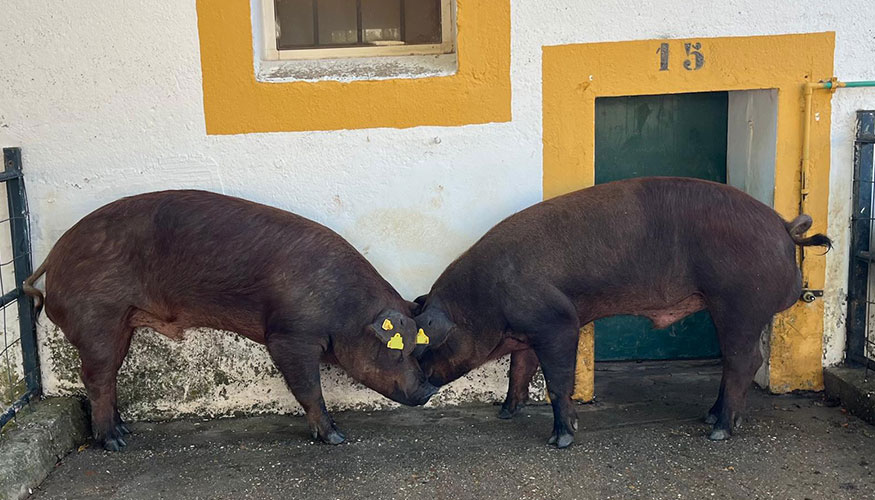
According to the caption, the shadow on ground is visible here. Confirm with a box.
[32,361,875,499]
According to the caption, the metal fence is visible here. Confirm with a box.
[847,111,875,371]
[0,147,40,429]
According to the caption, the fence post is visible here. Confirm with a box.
[3,147,41,396]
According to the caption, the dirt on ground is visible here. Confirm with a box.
[30,361,875,500]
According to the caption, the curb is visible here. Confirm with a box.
[824,365,875,425]
[0,397,89,500]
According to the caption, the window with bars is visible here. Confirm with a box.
[262,0,454,60]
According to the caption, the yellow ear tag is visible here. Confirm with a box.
[416,328,430,345]
[381,319,394,331]
[387,333,404,350]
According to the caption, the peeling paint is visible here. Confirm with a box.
[41,321,545,420]
[257,54,458,83]
[0,363,26,410]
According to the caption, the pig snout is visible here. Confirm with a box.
[390,380,439,406]
[417,351,450,388]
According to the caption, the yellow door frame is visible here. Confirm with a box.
[542,32,836,399]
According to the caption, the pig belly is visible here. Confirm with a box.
[129,308,267,344]
[130,309,187,340]
[638,294,706,330]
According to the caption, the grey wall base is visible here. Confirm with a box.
[824,365,875,425]
[0,397,89,500]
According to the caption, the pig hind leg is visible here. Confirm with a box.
[707,302,769,441]
[704,378,725,425]
[265,333,345,445]
[498,348,539,419]
[506,288,580,448]
[64,318,134,451]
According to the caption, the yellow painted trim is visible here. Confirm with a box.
[543,32,835,394]
[195,0,510,134]
[572,324,595,402]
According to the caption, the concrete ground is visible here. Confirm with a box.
[31,361,875,500]
[0,398,88,500]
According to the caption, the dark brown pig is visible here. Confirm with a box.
[413,177,830,448]
[23,190,436,451]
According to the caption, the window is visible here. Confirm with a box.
[261,0,455,61]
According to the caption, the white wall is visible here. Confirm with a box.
[1,0,873,418]
[825,87,874,366]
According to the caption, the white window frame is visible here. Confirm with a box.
[260,0,455,61]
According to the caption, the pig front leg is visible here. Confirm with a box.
[534,335,580,448]
[265,334,346,445]
[507,291,580,448]
[498,349,539,419]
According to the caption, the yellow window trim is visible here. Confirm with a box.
[196,0,510,135]
[543,32,835,395]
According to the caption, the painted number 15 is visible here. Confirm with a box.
[657,42,705,71]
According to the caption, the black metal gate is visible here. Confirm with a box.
[0,147,40,429]
[847,111,875,370]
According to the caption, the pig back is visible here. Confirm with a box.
[44,190,396,331]
[448,177,798,304]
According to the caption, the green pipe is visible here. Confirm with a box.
[822,80,875,89]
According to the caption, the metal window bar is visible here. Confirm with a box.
[282,0,416,49]
[847,111,875,375]
[0,147,41,430]
[356,0,364,45]
[312,0,320,46]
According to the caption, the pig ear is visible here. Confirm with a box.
[408,294,428,317]
[413,308,453,357]
[367,309,414,355]
[406,300,422,316]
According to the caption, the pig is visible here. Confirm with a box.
[412,177,831,448]
[23,190,436,451]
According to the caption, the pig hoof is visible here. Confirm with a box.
[704,413,718,425]
[556,434,574,448]
[103,436,127,452]
[708,429,731,441]
[497,404,521,420]
[100,425,129,451]
[322,429,346,445]
[547,432,574,449]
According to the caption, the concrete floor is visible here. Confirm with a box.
[31,361,875,500]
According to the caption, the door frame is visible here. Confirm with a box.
[593,91,728,362]
[542,32,835,398]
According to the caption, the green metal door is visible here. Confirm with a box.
[593,92,727,361]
